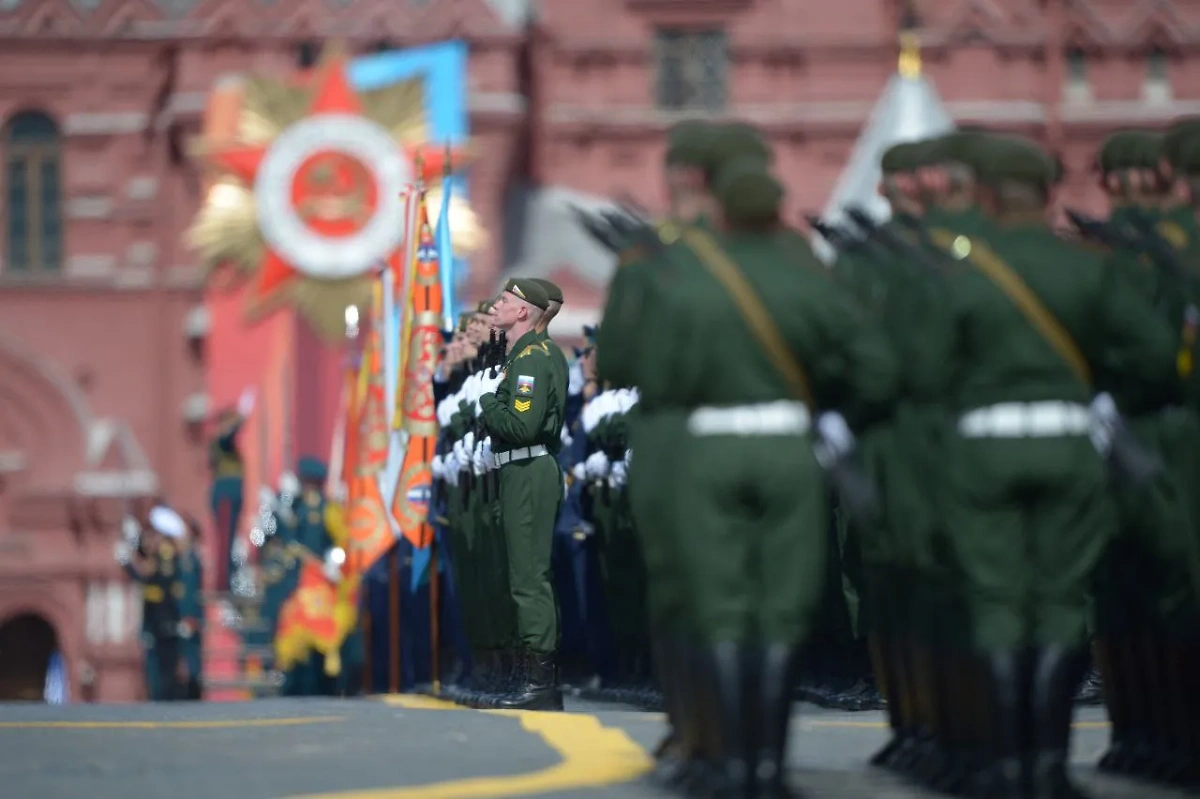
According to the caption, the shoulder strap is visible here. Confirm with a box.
[679,227,816,408]
[928,228,1092,387]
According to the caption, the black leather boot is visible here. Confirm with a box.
[966,650,1026,799]
[650,632,689,786]
[493,651,564,711]
[755,643,799,799]
[1028,645,1090,799]
[706,641,751,799]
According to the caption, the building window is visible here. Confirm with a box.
[655,29,728,112]
[1144,47,1173,103]
[1064,47,1092,104]
[4,110,62,275]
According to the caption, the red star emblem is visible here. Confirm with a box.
[205,49,459,321]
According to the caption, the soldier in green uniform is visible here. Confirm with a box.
[281,457,338,697]
[209,390,253,591]
[1097,123,1200,787]
[596,118,724,783]
[123,506,190,701]
[179,515,206,700]
[643,155,898,799]
[1084,129,1199,783]
[479,278,569,710]
[922,135,1178,799]
[830,137,942,778]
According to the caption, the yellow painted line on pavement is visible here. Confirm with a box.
[297,695,653,799]
[0,715,347,730]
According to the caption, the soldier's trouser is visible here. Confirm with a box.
[628,410,687,630]
[499,455,562,655]
[597,489,648,661]
[210,478,243,592]
[942,434,1115,651]
[675,433,827,644]
[152,633,181,701]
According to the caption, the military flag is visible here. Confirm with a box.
[389,184,442,551]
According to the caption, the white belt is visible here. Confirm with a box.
[493,445,549,467]
[958,401,1092,439]
[687,401,811,437]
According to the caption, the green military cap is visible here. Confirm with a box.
[1163,117,1200,169]
[881,141,921,174]
[1099,130,1161,172]
[712,156,784,224]
[457,312,473,331]
[976,136,1056,189]
[700,122,773,178]
[665,120,717,167]
[475,299,492,314]
[503,277,550,310]
[932,130,992,172]
[530,278,564,304]
[1173,136,1200,176]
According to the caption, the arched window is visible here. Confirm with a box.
[4,110,62,274]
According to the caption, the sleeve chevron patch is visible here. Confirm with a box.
[514,399,532,413]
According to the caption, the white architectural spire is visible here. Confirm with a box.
[813,33,955,262]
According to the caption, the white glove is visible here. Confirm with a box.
[572,463,587,482]
[483,372,505,395]
[561,427,573,447]
[472,441,487,475]
[814,411,855,468]
[322,547,345,583]
[463,430,475,453]
[452,440,467,471]
[582,398,601,433]
[114,540,134,566]
[237,387,257,417]
[431,454,445,480]
[258,484,277,511]
[480,437,494,471]
[585,451,610,480]
[121,515,141,544]
[473,398,483,417]
[1089,391,1119,453]
[610,459,628,486]
[445,461,459,487]
[278,471,300,500]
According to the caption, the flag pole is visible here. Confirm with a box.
[428,148,453,695]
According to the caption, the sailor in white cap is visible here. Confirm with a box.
[126,504,187,701]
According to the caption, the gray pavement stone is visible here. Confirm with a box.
[0,697,1188,799]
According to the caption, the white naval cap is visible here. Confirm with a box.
[148,505,187,539]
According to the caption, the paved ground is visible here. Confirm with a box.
[0,696,1186,799]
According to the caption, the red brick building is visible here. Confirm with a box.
[0,0,1194,701]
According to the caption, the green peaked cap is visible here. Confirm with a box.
[504,278,550,310]
[976,136,1056,188]
[712,156,784,224]
[700,122,773,178]
[881,141,923,174]
[1163,117,1200,168]
[530,278,564,304]
[665,120,718,167]
[1099,130,1162,172]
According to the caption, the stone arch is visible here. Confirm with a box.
[0,585,81,702]
[0,328,93,489]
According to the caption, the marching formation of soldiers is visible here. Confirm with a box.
[427,116,1200,799]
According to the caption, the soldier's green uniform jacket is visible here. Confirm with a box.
[920,138,1179,650]
[481,330,567,453]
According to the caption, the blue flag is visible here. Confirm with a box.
[436,174,455,331]
[410,544,432,592]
